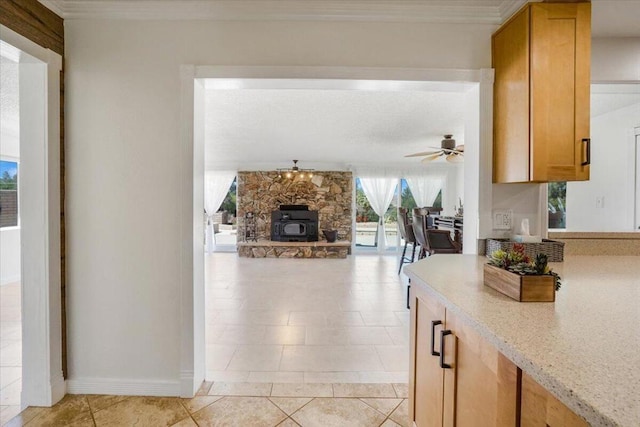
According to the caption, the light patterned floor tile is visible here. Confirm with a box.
[333,383,397,398]
[86,395,130,412]
[277,418,301,427]
[303,372,360,383]
[181,395,223,414]
[195,381,213,395]
[280,346,384,372]
[375,346,410,372]
[358,371,409,384]
[380,419,402,427]
[392,383,409,398]
[359,398,403,416]
[0,405,22,426]
[291,398,386,427]
[205,370,249,382]
[205,345,237,370]
[21,395,93,427]
[1,405,43,427]
[271,383,333,398]
[389,399,409,427]
[209,381,272,396]
[226,345,283,371]
[268,397,313,415]
[92,396,188,427]
[263,326,306,345]
[0,368,20,389]
[287,312,326,327]
[247,371,304,383]
[192,396,287,427]
[171,417,198,427]
[205,254,409,383]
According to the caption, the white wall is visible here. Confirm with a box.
[63,18,640,393]
[566,101,640,231]
[64,19,496,393]
[592,38,640,82]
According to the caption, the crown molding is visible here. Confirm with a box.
[38,0,528,24]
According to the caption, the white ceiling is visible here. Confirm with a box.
[204,84,470,171]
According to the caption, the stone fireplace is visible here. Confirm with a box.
[237,171,353,245]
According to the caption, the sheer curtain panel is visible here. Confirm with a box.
[405,174,445,207]
[204,171,236,253]
[359,177,397,253]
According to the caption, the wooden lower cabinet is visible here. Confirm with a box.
[409,285,518,426]
[520,373,588,427]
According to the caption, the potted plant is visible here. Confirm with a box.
[484,244,561,302]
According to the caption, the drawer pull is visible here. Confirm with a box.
[440,329,452,369]
[431,320,442,356]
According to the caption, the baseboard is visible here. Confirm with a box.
[66,377,181,396]
[180,370,201,398]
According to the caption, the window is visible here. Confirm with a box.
[0,160,18,227]
[548,181,566,229]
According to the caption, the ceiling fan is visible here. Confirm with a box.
[405,135,464,163]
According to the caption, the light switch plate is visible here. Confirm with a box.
[493,209,513,230]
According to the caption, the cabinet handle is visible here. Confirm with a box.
[430,320,442,356]
[440,330,452,369]
[581,138,591,166]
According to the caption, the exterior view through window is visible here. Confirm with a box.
[0,160,18,227]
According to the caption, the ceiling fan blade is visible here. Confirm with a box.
[420,153,443,163]
[455,145,465,152]
[405,149,441,158]
[446,153,464,163]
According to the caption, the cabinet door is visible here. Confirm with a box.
[492,5,531,183]
[442,309,519,427]
[521,372,588,427]
[410,285,446,427]
[530,3,591,182]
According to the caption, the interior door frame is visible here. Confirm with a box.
[0,25,64,407]
[178,65,492,397]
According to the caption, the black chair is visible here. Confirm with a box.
[397,207,417,274]
[425,229,462,254]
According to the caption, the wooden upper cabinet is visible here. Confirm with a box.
[492,2,591,183]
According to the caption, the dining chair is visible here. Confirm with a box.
[425,229,462,254]
[397,207,417,274]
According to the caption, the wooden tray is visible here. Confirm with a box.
[483,264,555,302]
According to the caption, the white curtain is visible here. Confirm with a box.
[204,171,236,253]
[359,177,398,253]
[406,174,445,207]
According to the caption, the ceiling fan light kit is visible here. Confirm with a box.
[405,134,464,163]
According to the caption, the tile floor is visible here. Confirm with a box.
[4,381,409,426]
[4,252,412,425]
[0,282,22,426]
[205,253,410,384]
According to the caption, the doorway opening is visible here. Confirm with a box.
[0,27,64,411]
[182,66,480,394]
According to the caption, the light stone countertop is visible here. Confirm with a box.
[404,255,640,427]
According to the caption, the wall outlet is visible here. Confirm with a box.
[595,196,605,209]
[493,209,513,230]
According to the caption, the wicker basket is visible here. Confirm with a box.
[486,238,564,262]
